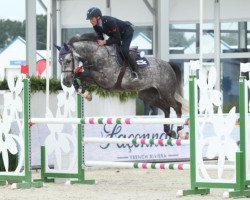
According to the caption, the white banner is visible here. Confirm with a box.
[84,124,190,162]
[16,114,241,166]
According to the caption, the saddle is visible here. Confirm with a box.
[115,46,150,68]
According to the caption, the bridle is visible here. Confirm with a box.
[60,44,102,75]
[59,42,121,89]
[59,51,75,74]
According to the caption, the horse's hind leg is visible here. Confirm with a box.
[165,95,182,118]
[159,91,185,138]
[138,88,177,138]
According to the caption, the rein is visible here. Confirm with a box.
[61,52,75,73]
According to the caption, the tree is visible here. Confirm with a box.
[170,31,189,47]
[221,33,238,46]
[0,15,47,51]
[169,25,190,48]
[0,19,25,50]
[36,15,47,50]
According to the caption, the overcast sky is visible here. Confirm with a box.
[0,0,46,21]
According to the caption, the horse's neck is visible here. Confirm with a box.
[81,43,122,88]
[75,41,118,73]
[87,44,116,68]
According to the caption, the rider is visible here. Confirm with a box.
[86,7,139,80]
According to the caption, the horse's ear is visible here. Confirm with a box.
[54,44,61,51]
[63,43,70,51]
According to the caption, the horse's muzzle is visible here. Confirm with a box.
[63,78,72,87]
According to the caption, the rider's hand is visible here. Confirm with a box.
[98,40,106,46]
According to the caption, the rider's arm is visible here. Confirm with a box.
[105,18,122,45]
[93,25,104,40]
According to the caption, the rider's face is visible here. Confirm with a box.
[90,17,98,26]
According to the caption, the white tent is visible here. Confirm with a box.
[0,36,45,80]
[184,32,232,54]
[131,33,152,51]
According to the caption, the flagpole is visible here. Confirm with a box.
[45,0,51,113]
[199,0,203,68]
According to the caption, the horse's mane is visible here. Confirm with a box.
[68,32,98,46]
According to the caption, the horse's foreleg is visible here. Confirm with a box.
[73,71,93,101]
[163,107,177,139]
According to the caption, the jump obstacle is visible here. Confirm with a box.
[0,78,43,188]
[1,72,250,198]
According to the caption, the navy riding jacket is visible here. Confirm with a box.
[93,16,133,46]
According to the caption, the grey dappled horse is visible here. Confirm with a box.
[57,33,188,138]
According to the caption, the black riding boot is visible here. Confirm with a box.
[127,56,140,80]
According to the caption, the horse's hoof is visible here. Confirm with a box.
[85,93,92,101]
[167,130,177,139]
[178,130,189,140]
[82,91,92,101]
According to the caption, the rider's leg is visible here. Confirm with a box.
[121,28,140,80]
[126,55,139,79]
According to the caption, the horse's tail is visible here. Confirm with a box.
[169,62,189,114]
[169,62,182,95]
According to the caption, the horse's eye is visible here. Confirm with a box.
[66,60,71,64]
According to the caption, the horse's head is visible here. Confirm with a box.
[57,33,114,89]
[55,43,75,87]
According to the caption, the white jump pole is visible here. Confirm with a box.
[30,116,238,125]
[85,161,235,171]
[30,117,189,125]
[86,161,190,170]
[84,137,190,146]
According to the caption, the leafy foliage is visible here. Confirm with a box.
[0,77,137,101]
[221,33,238,46]
[36,15,47,50]
[0,79,8,90]
[86,84,137,102]
[0,15,46,51]
[0,19,25,50]
[29,76,62,93]
[0,151,18,171]
[169,25,190,47]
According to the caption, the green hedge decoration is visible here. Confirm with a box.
[0,76,137,102]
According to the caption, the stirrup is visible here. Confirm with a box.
[131,71,139,80]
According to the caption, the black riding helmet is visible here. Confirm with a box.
[86,7,102,20]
